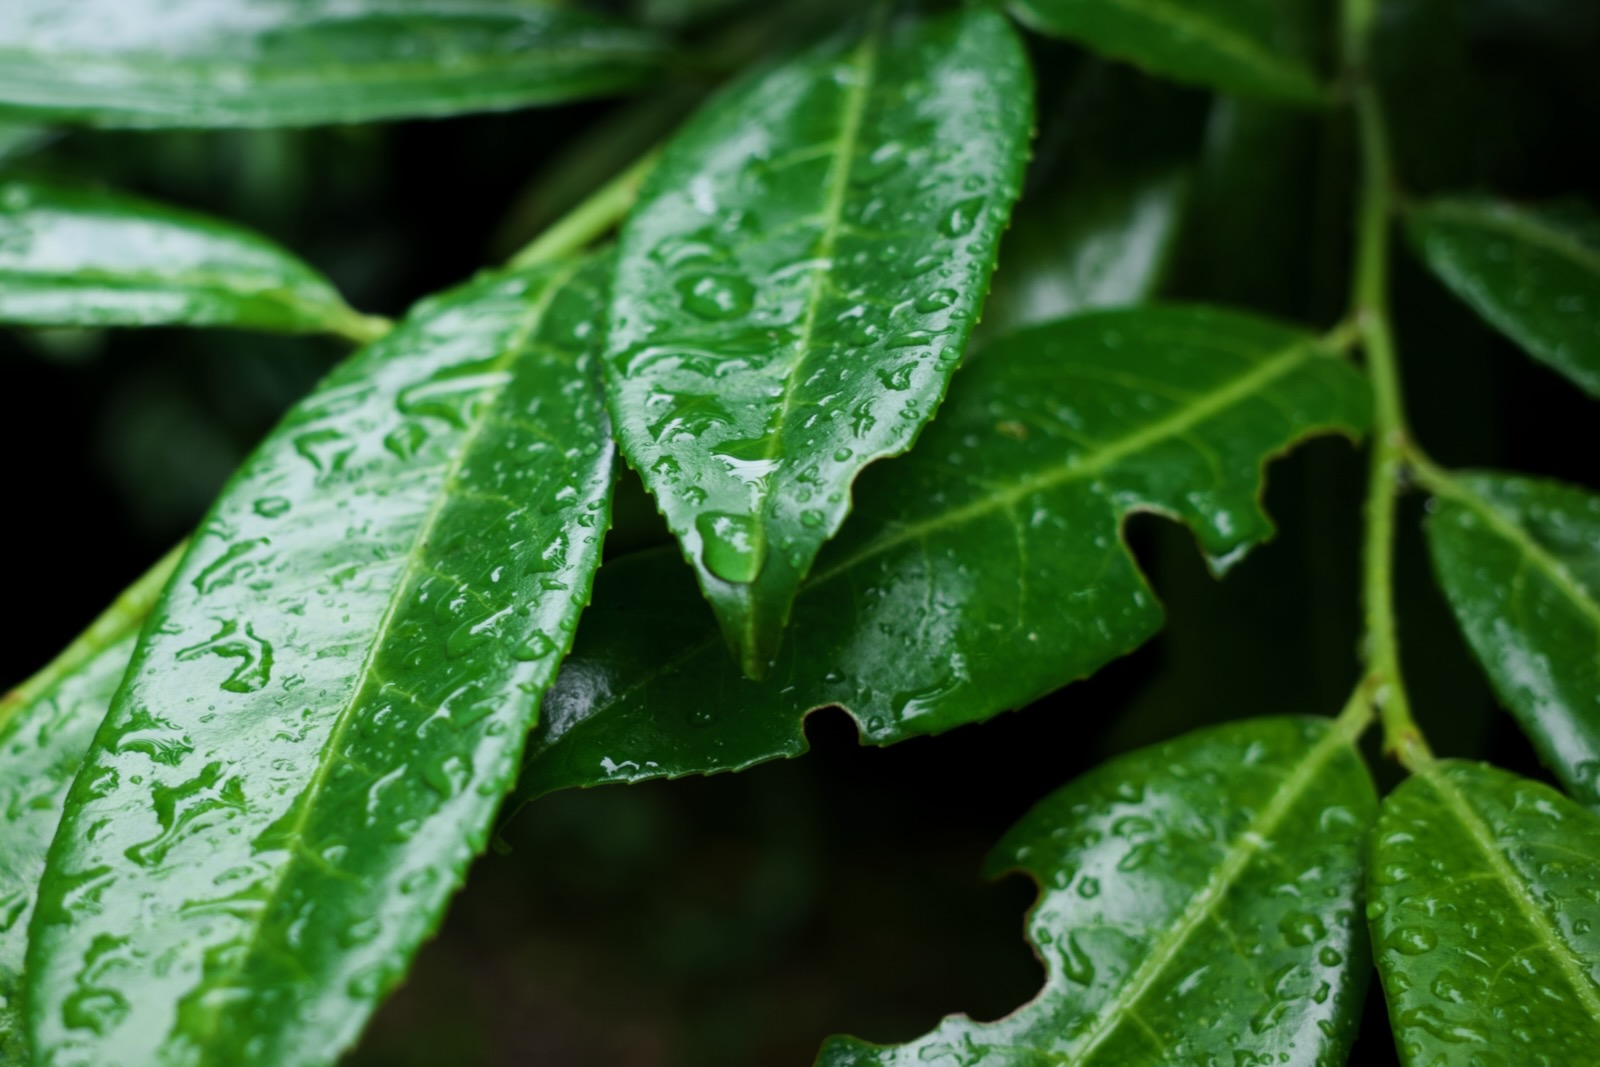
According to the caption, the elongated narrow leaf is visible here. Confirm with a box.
[518,306,1369,798]
[0,0,664,129]
[0,550,179,1063]
[1408,198,1600,397]
[819,716,1374,1065]
[1368,761,1600,1064]
[27,259,614,1067]
[1009,0,1328,106]
[606,6,1033,676]
[0,177,385,341]
[1423,471,1600,808]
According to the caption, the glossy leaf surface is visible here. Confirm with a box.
[26,260,614,1067]
[1368,761,1600,1064]
[818,716,1375,1066]
[0,0,664,129]
[519,306,1369,798]
[1408,198,1600,397]
[0,177,383,341]
[605,7,1033,676]
[0,550,179,1064]
[1009,0,1327,106]
[1424,471,1600,808]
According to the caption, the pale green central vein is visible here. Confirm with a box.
[1426,205,1600,277]
[1423,767,1600,1023]
[757,9,885,481]
[1064,726,1347,1062]
[188,260,580,1059]
[1440,483,1600,631]
[807,337,1324,588]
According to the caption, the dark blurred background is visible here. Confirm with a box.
[3,0,1597,1063]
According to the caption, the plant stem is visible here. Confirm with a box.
[330,309,394,347]
[509,148,660,269]
[0,541,185,728]
[1343,0,1434,771]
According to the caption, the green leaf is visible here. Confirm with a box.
[0,549,179,1064]
[1407,198,1600,397]
[518,305,1370,798]
[977,61,1196,345]
[1008,0,1328,106]
[604,6,1033,677]
[1422,471,1600,808]
[1368,761,1600,1063]
[0,0,664,129]
[0,176,385,342]
[0,121,48,163]
[26,259,614,1067]
[817,716,1375,1066]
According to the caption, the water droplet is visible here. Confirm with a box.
[915,288,958,313]
[383,422,429,460]
[1391,925,1438,955]
[696,511,765,584]
[175,620,274,694]
[939,196,984,238]
[293,429,354,475]
[252,496,291,519]
[677,272,754,320]
[1077,877,1100,899]
[512,630,557,661]
[1280,911,1327,947]
[800,509,824,529]
[832,447,853,462]
[1060,931,1095,985]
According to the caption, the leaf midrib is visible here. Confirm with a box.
[1422,766,1600,1022]
[185,261,579,1060]
[1053,723,1348,1062]
[1435,479,1600,632]
[805,336,1327,587]
[1422,202,1600,277]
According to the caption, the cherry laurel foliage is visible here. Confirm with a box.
[0,1,1597,1066]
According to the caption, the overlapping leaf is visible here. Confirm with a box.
[1368,762,1600,1064]
[0,0,664,129]
[0,176,384,341]
[26,259,614,1067]
[518,306,1369,799]
[0,550,178,1064]
[818,716,1375,1066]
[605,6,1033,676]
[1408,198,1600,397]
[1423,471,1600,808]
[976,62,1196,345]
[1008,0,1327,105]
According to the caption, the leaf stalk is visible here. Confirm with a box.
[509,147,660,268]
[1343,2,1434,771]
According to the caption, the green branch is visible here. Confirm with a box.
[1343,0,1433,770]
[509,147,660,268]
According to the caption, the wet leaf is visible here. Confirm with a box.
[1423,471,1600,808]
[1407,198,1600,397]
[1368,761,1600,1064]
[26,259,614,1067]
[0,0,664,129]
[605,6,1033,677]
[1009,0,1328,106]
[977,61,1197,344]
[818,716,1375,1066]
[519,305,1369,798]
[0,549,179,1064]
[0,176,384,342]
